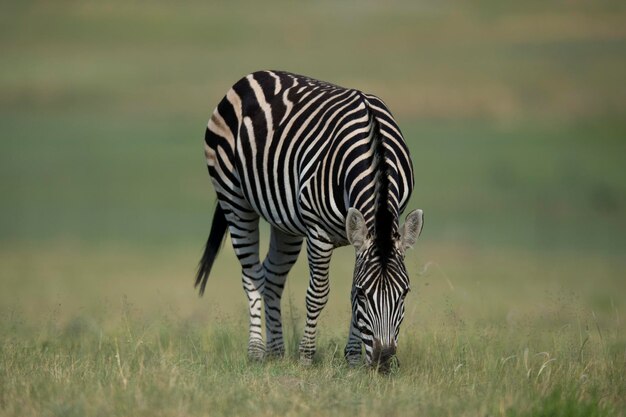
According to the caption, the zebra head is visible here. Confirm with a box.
[345,207,424,371]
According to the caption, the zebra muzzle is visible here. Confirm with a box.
[372,339,398,373]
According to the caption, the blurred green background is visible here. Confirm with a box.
[1,0,625,347]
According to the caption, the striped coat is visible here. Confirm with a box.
[197,71,423,370]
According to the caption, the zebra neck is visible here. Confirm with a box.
[343,150,399,246]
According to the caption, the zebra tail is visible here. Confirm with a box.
[195,203,228,296]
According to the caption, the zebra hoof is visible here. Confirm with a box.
[345,355,362,367]
[265,346,285,359]
[299,355,313,366]
[248,351,265,362]
[247,340,266,362]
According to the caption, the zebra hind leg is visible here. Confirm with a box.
[226,212,266,361]
[263,227,304,358]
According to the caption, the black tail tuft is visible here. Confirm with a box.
[195,204,228,296]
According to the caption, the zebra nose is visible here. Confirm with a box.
[372,339,397,373]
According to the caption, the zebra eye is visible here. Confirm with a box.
[355,287,367,302]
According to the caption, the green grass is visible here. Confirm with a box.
[1,0,625,416]
[1,302,622,417]
[0,241,623,416]
[1,292,623,417]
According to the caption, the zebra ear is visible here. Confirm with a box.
[346,208,368,252]
[400,209,423,250]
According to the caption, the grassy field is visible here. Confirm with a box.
[1,1,625,416]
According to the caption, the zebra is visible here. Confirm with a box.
[196,70,424,371]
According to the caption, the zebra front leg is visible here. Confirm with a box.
[344,307,363,366]
[299,238,333,365]
[263,227,303,358]
[228,216,265,361]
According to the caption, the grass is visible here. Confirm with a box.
[1,303,622,417]
[1,301,622,417]
[0,241,623,416]
[1,0,625,416]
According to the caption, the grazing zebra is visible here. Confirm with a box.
[196,70,423,371]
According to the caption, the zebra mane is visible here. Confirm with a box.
[371,117,395,265]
